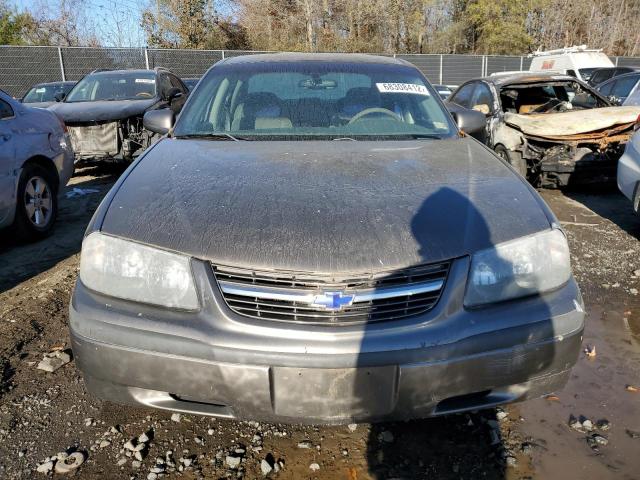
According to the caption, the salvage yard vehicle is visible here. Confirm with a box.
[448,73,640,187]
[21,81,76,108]
[70,53,584,424]
[596,72,640,106]
[528,45,614,83]
[0,89,74,240]
[618,126,640,212]
[588,66,640,87]
[49,68,188,163]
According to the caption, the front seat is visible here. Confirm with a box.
[232,92,292,130]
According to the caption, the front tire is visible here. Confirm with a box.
[13,164,58,241]
[495,145,527,179]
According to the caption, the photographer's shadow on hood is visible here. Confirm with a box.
[350,187,555,479]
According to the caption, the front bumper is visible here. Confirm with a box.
[69,257,584,424]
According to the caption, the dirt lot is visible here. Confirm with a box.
[0,167,639,480]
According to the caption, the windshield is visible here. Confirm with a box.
[23,83,73,103]
[173,62,456,140]
[65,71,156,102]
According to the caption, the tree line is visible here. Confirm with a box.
[2,0,639,56]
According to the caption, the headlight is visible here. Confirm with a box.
[79,232,199,310]
[465,228,570,307]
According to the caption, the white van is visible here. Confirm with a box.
[529,45,614,83]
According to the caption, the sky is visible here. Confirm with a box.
[13,0,148,47]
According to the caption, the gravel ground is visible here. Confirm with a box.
[0,167,638,479]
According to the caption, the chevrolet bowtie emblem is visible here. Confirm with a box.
[310,291,355,311]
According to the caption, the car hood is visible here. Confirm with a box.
[504,106,640,138]
[48,98,158,123]
[101,137,552,274]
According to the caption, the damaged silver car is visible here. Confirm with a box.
[448,73,640,187]
[49,68,188,163]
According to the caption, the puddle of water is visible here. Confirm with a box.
[515,299,640,480]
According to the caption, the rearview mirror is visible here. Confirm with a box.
[143,109,174,135]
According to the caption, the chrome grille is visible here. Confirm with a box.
[213,262,450,325]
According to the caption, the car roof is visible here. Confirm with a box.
[32,81,76,87]
[89,69,156,76]
[220,52,411,67]
[478,72,580,87]
[593,66,640,72]
[600,71,640,85]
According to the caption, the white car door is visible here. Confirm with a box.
[0,97,18,227]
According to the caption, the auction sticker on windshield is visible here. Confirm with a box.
[376,83,429,95]
[135,78,155,84]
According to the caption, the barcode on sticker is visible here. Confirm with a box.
[376,83,429,95]
[135,78,155,84]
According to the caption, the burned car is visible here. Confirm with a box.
[448,73,640,187]
[49,68,188,162]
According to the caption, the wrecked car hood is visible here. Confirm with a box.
[100,138,552,274]
[504,106,640,138]
[48,98,158,123]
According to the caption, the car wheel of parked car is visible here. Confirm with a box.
[495,145,527,178]
[13,164,58,241]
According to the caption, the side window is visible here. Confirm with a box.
[0,99,14,119]
[470,83,494,114]
[612,75,640,99]
[450,83,476,108]
[598,80,615,96]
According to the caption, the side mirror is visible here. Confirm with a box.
[143,109,174,135]
[446,102,487,140]
[54,92,66,102]
[165,87,182,101]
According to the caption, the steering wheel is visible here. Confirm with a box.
[348,107,402,124]
[136,92,153,97]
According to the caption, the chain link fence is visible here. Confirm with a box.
[1,45,639,98]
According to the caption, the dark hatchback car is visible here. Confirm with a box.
[70,54,584,424]
[21,81,76,108]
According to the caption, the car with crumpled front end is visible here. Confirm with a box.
[448,73,640,187]
[69,53,584,424]
[49,68,188,163]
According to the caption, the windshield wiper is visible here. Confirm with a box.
[402,133,443,139]
[173,133,247,141]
